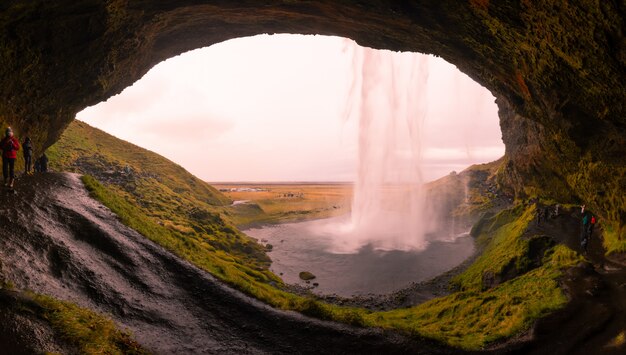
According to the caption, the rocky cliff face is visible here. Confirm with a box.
[0,1,624,234]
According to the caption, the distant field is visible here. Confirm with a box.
[213,183,353,227]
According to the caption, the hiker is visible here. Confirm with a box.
[33,157,41,173]
[544,205,551,220]
[587,215,597,238]
[536,204,543,225]
[581,211,590,253]
[1,127,20,188]
[554,204,560,217]
[23,136,33,175]
[38,153,48,172]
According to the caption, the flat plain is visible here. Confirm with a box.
[213,183,353,227]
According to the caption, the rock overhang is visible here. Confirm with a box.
[0,0,624,231]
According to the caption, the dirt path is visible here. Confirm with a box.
[0,173,458,354]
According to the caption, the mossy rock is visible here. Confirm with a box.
[299,271,316,281]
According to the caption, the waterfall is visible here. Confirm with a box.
[325,41,437,253]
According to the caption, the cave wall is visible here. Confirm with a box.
[0,1,624,233]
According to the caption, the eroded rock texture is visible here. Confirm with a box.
[0,1,624,233]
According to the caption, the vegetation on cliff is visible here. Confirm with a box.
[0,285,146,354]
[32,293,147,355]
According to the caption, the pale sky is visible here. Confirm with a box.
[78,34,504,182]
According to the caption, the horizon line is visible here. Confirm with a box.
[208,181,355,185]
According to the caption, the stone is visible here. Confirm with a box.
[299,271,316,281]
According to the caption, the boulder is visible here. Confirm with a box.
[299,271,316,281]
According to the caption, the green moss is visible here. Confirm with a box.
[30,293,147,354]
[602,222,626,255]
[367,265,566,349]
[453,205,534,290]
[548,244,585,268]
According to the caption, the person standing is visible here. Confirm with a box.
[554,204,560,217]
[1,127,20,188]
[39,153,48,172]
[23,136,33,175]
[587,215,597,238]
[581,211,590,253]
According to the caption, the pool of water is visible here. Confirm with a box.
[244,216,475,297]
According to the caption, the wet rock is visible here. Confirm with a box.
[299,271,316,281]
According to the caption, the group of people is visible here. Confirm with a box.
[535,204,559,225]
[0,127,48,189]
[534,201,598,255]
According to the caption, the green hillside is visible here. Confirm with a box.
[48,120,274,281]
[48,120,230,207]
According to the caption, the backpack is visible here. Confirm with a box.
[591,216,596,224]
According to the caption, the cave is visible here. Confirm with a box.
[0,2,625,352]
[1,1,623,234]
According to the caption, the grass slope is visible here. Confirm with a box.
[49,120,582,350]
[32,293,147,355]
[47,121,229,206]
[0,283,147,354]
[48,120,270,271]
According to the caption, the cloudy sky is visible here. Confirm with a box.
[78,34,503,182]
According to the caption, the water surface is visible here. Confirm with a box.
[245,216,474,297]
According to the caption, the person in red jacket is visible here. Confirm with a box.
[1,127,20,188]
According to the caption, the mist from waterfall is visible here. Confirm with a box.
[318,42,441,254]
